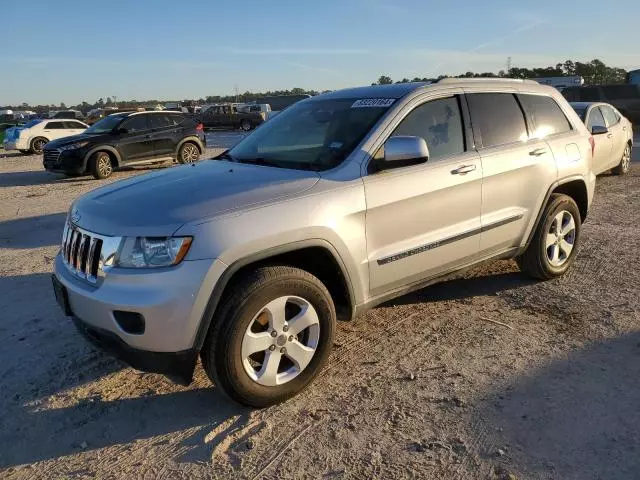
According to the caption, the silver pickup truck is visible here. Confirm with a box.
[52,79,596,407]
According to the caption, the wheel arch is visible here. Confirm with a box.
[522,177,589,252]
[193,240,356,352]
[176,136,204,154]
[83,146,122,169]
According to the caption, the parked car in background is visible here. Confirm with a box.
[43,111,206,179]
[0,121,25,146]
[85,108,132,125]
[52,110,85,121]
[563,84,640,124]
[51,79,596,407]
[570,102,633,175]
[201,103,263,131]
[248,94,311,111]
[3,119,87,154]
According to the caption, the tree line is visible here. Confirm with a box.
[3,59,631,113]
[373,58,628,86]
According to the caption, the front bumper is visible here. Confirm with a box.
[54,253,227,379]
[43,148,87,174]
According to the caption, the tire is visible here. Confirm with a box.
[177,142,200,164]
[201,266,336,407]
[240,120,252,131]
[90,151,113,179]
[517,194,581,280]
[611,143,632,175]
[30,137,48,155]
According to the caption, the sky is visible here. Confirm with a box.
[2,0,640,105]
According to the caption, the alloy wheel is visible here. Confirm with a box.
[181,144,199,163]
[545,210,576,267]
[241,295,320,386]
[98,155,112,177]
[622,145,631,172]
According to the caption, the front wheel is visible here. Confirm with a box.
[517,194,581,280]
[240,120,252,131]
[611,143,632,175]
[201,266,336,407]
[90,151,113,179]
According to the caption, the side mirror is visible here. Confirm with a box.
[591,125,608,135]
[383,136,429,167]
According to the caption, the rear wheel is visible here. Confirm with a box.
[517,194,581,280]
[201,266,336,407]
[178,142,200,164]
[90,151,113,179]
[611,143,632,175]
[30,137,47,155]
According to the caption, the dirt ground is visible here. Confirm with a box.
[1,137,639,480]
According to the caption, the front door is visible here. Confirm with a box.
[586,106,613,174]
[364,94,482,297]
[117,114,154,162]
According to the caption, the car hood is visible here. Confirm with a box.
[45,132,103,148]
[72,160,320,236]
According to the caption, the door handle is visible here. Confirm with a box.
[529,148,547,156]
[607,134,613,139]
[451,164,476,175]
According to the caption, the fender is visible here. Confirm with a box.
[176,136,204,155]
[521,175,588,253]
[192,239,356,351]
[83,145,122,170]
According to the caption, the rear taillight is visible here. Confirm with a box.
[196,123,203,131]
[588,136,595,157]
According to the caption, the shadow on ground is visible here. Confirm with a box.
[0,212,67,248]
[481,331,640,480]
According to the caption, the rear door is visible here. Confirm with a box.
[116,114,154,162]
[63,121,87,135]
[466,92,557,255]
[42,121,69,140]
[149,113,182,157]
[600,104,627,169]
[585,107,613,174]
[364,93,482,296]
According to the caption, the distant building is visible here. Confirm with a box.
[532,76,584,91]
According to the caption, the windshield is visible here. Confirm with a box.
[85,115,125,133]
[226,98,392,171]
[24,120,43,128]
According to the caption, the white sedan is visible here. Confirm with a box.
[570,102,633,175]
[3,119,88,155]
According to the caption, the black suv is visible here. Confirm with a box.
[43,111,206,179]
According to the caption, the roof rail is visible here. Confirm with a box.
[435,77,539,85]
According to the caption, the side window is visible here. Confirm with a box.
[120,115,150,132]
[168,113,185,126]
[45,121,66,129]
[579,87,601,102]
[518,94,572,138]
[149,114,171,129]
[600,105,619,126]
[466,93,527,148]
[586,108,606,130]
[66,121,86,129]
[390,96,465,161]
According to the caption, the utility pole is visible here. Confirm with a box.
[234,84,239,103]
[506,57,512,74]
[112,95,118,106]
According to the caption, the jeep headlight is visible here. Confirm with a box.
[59,141,90,151]
[116,237,193,268]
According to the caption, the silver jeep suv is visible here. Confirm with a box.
[52,79,596,407]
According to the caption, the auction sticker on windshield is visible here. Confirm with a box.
[351,98,395,108]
